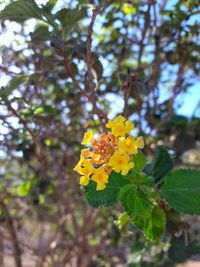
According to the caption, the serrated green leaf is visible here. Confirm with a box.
[119,184,152,218]
[84,172,129,208]
[161,169,200,215]
[144,146,173,182]
[144,206,166,240]
[139,174,154,186]
[0,0,43,22]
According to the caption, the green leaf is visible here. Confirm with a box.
[31,25,50,42]
[84,172,129,208]
[55,7,87,28]
[34,107,44,115]
[117,212,129,231]
[132,151,147,173]
[33,105,57,115]
[119,184,152,218]
[0,0,43,22]
[144,146,173,182]
[161,169,200,215]
[44,0,57,12]
[139,174,154,186]
[168,115,188,126]
[168,235,200,263]
[0,76,28,98]
[144,206,166,241]
[122,4,136,14]
[17,181,31,196]
[119,184,166,240]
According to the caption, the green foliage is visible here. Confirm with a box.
[168,115,188,127]
[0,0,199,265]
[31,25,51,42]
[17,181,31,196]
[0,0,43,22]
[118,183,166,240]
[143,206,166,241]
[116,212,129,231]
[122,4,136,15]
[128,243,146,266]
[84,172,129,208]
[33,105,57,115]
[161,169,200,215]
[168,236,200,263]
[119,184,152,218]
[55,7,87,29]
[132,151,146,174]
[0,76,28,98]
[144,146,174,182]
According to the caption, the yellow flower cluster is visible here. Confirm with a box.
[74,115,144,191]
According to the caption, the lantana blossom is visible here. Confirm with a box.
[73,115,144,191]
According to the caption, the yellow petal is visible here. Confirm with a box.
[125,120,134,132]
[136,137,144,149]
[81,130,93,145]
[81,148,92,158]
[96,181,106,191]
[73,159,83,173]
[106,120,113,129]
[80,175,90,186]
[121,162,134,175]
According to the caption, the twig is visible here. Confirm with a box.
[0,201,22,267]
[0,227,3,266]
[2,99,47,180]
[86,5,102,93]
[137,4,151,70]
[86,4,108,125]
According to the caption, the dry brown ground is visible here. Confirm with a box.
[2,258,200,267]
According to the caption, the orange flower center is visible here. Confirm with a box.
[91,132,118,164]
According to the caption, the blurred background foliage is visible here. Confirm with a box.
[0,0,199,266]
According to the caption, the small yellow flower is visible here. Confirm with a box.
[106,115,134,137]
[81,130,93,145]
[91,167,109,191]
[74,115,144,191]
[108,151,134,175]
[118,136,138,155]
[74,159,94,186]
[79,160,94,176]
[106,115,126,129]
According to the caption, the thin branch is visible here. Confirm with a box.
[86,4,107,125]
[0,201,22,267]
[137,4,151,70]
[2,99,47,179]
[86,5,102,93]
